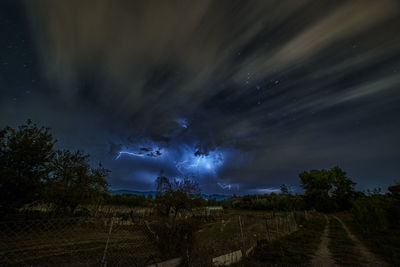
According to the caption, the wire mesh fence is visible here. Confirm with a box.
[0,210,312,266]
[0,216,161,266]
[190,210,312,265]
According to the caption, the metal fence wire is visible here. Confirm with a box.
[0,210,312,266]
[189,210,311,266]
[0,217,162,266]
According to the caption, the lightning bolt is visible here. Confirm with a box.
[217,183,240,191]
[115,151,146,160]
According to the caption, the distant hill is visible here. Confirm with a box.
[109,189,232,201]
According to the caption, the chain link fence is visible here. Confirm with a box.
[0,216,161,266]
[0,210,313,266]
[190,210,312,265]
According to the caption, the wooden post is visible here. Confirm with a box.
[238,216,245,253]
[102,214,115,266]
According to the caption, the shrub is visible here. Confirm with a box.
[151,217,200,261]
[351,194,393,232]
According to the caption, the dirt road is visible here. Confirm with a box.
[311,215,337,267]
[333,216,387,267]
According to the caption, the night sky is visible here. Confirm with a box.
[1,0,400,194]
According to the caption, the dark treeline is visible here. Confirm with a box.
[1,121,399,227]
[103,194,153,207]
[1,121,399,265]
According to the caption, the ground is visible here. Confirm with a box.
[1,210,396,266]
[243,212,390,266]
[311,215,336,266]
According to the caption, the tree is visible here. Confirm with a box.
[299,166,356,211]
[0,120,56,213]
[330,166,356,210]
[153,175,202,262]
[299,169,332,211]
[155,175,201,217]
[280,184,290,195]
[45,150,109,213]
[388,183,400,200]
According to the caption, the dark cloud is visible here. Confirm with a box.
[1,0,399,193]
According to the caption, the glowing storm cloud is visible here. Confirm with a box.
[115,142,227,179]
[175,147,225,176]
[175,118,189,128]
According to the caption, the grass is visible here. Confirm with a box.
[336,212,400,266]
[240,213,326,266]
[328,216,359,266]
[0,219,160,266]
[194,217,243,256]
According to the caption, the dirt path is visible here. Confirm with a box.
[311,215,337,267]
[333,216,388,267]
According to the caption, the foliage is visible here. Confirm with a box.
[245,213,326,265]
[299,166,356,211]
[338,209,400,265]
[0,121,111,216]
[104,193,153,207]
[152,217,200,261]
[351,186,400,232]
[280,184,290,194]
[388,183,400,200]
[45,150,109,213]
[219,193,306,212]
[153,175,203,262]
[0,120,56,213]
[206,197,218,206]
[337,184,399,265]
[154,175,202,216]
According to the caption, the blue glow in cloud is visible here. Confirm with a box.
[175,146,225,176]
[115,141,226,178]
[175,118,189,129]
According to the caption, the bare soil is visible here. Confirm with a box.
[311,215,337,267]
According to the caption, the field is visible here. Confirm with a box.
[1,208,398,266]
[0,217,161,266]
[1,208,311,266]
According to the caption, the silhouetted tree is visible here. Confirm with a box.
[388,183,400,200]
[0,120,56,214]
[300,166,356,211]
[280,184,290,195]
[155,175,201,217]
[330,166,356,210]
[45,150,109,213]
[153,175,202,262]
[299,169,333,211]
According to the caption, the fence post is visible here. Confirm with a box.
[238,216,245,253]
[102,214,115,266]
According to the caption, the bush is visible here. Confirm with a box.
[151,217,200,261]
[351,193,396,232]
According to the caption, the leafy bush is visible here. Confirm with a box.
[351,192,399,232]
